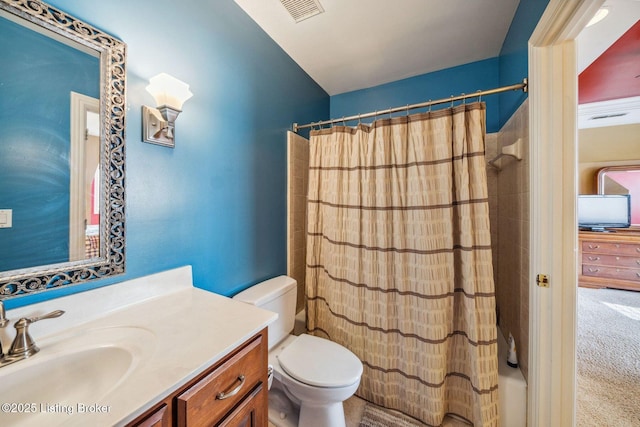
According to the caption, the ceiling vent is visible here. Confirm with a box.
[590,113,628,120]
[280,0,324,23]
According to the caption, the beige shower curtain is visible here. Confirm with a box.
[306,103,499,426]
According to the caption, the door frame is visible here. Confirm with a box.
[528,1,603,425]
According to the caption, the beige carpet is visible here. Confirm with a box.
[576,287,640,426]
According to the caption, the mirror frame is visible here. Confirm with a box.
[596,165,640,194]
[0,0,126,298]
[597,165,640,228]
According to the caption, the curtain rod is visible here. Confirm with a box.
[292,78,528,133]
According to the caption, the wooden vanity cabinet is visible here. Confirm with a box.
[578,230,640,291]
[127,328,268,427]
[132,404,170,427]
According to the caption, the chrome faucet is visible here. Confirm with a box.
[0,301,8,361]
[0,300,9,328]
[0,308,65,368]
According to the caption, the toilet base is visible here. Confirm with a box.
[268,376,349,427]
[268,385,299,427]
[299,401,346,427]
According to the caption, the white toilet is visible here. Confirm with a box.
[233,276,363,427]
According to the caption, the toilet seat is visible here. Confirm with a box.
[277,334,363,388]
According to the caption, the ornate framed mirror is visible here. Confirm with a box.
[0,0,126,298]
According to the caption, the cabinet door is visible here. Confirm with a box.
[130,404,170,427]
[218,384,267,427]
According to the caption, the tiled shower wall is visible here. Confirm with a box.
[287,132,309,313]
[486,133,499,287]
[493,99,530,381]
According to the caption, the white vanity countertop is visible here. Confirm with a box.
[0,266,277,427]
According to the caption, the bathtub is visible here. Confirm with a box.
[294,311,527,426]
[497,329,527,426]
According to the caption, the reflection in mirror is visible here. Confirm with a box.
[69,92,101,263]
[597,166,640,226]
[0,0,126,298]
[0,16,100,271]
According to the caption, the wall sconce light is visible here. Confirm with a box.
[142,73,193,147]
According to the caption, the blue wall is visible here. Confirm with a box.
[5,0,550,309]
[0,17,99,272]
[330,58,501,133]
[7,0,329,308]
[498,0,550,128]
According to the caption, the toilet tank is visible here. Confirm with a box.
[233,275,297,350]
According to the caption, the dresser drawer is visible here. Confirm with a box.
[582,240,640,256]
[582,265,640,282]
[176,334,264,427]
[582,253,640,268]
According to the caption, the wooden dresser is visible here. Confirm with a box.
[579,230,640,291]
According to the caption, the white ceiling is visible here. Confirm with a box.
[576,0,640,73]
[576,0,640,129]
[233,0,520,95]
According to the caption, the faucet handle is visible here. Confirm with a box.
[24,310,65,324]
[8,310,65,358]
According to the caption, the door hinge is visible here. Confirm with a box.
[536,274,549,287]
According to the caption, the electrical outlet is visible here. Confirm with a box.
[0,209,12,228]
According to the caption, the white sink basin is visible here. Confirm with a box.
[0,326,156,427]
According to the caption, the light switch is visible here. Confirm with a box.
[0,209,12,228]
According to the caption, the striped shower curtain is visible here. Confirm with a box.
[306,103,499,426]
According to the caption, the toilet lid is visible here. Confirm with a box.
[277,334,363,388]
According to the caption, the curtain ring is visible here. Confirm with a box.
[405,104,410,116]
[388,107,392,119]
[477,90,482,103]
[374,110,378,121]
[462,93,466,105]
[358,114,361,125]
[428,101,432,112]
[450,95,454,108]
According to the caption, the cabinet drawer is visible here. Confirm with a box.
[582,241,640,256]
[582,253,640,268]
[582,265,640,282]
[176,335,264,427]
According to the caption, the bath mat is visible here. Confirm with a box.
[359,403,426,427]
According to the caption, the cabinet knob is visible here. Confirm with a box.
[588,268,600,273]
[588,256,600,261]
[588,245,600,250]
